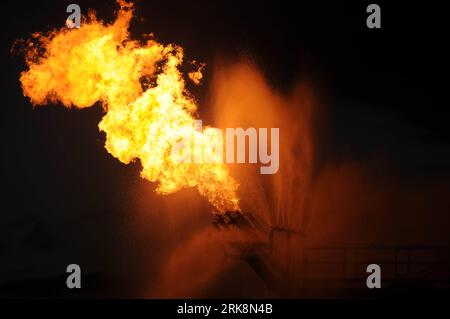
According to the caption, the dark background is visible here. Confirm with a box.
[1,0,449,297]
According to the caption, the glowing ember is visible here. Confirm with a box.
[18,0,239,212]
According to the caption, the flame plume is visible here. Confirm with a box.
[19,1,239,212]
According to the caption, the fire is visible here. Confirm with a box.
[188,61,206,85]
[18,0,239,212]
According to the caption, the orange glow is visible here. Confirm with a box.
[19,0,239,212]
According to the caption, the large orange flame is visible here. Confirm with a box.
[19,0,239,212]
